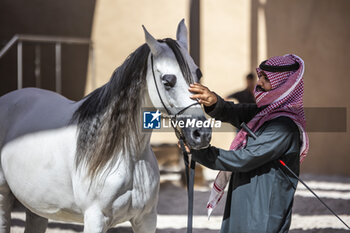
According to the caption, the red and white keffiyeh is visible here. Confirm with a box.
[206,54,309,217]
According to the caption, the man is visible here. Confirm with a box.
[226,73,256,103]
[185,54,309,233]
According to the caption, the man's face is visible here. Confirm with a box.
[256,71,272,92]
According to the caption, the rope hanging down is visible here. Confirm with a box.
[179,139,196,233]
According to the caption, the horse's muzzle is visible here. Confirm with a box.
[181,116,212,149]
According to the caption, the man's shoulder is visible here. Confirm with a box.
[264,116,299,133]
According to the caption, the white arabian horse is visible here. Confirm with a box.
[0,20,211,233]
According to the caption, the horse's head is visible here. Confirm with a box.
[143,19,211,149]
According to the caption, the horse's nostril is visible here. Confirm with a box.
[187,127,212,148]
[192,129,201,139]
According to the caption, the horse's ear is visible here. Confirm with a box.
[176,19,188,51]
[142,25,163,56]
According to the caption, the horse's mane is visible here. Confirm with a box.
[72,38,192,179]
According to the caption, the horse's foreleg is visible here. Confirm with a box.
[131,207,157,233]
[24,208,48,233]
[0,180,14,233]
[83,206,107,233]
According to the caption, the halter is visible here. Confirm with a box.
[150,54,200,140]
[151,54,199,233]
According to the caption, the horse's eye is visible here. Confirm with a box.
[196,68,202,80]
[162,74,177,90]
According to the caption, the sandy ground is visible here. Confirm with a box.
[8,169,350,233]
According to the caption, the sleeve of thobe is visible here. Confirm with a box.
[191,118,295,172]
[203,94,259,128]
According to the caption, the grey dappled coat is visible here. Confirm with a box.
[191,95,301,233]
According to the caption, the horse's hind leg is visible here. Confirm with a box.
[24,209,48,233]
[0,184,14,233]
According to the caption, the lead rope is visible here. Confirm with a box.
[151,54,197,233]
[179,139,196,233]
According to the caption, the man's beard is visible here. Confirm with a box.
[255,85,267,92]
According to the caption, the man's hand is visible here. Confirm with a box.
[188,83,218,107]
[177,141,191,153]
